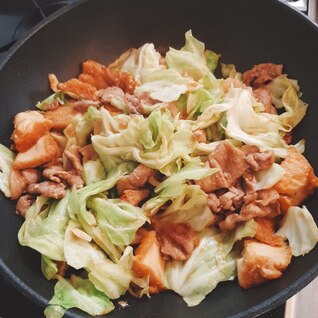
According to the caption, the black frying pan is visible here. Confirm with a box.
[0,0,318,317]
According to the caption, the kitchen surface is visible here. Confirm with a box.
[0,1,317,318]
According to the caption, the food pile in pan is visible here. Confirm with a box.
[0,31,317,317]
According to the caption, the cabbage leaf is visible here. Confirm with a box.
[92,110,197,175]
[165,228,237,307]
[18,194,69,261]
[0,144,15,197]
[44,275,114,318]
[276,206,318,256]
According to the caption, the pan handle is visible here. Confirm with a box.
[285,277,318,318]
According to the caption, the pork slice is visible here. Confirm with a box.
[79,144,98,164]
[117,164,154,195]
[72,100,99,112]
[218,184,245,211]
[155,222,198,261]
[20,169,41,184]
[197,141,248,192]
[42,164,83,189]
[64,146,83,174]
[219,188,280,231]
[245,151,275,172]
[27,181,66,199]
[16,194,35,217]
[253,87,277,114]
[207,193,221,213]
[242,63,283,88]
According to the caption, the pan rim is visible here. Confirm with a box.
[0,0,317,317]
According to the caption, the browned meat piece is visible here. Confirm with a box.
[131,228,149,245]
[27,181,66,199]
[283,131,292,145]
[11,111,53,152]
[42,164,65,183]
[240,145,259,155]
[193,129,207,143]
[253,88,277,114]
[241,172,257,204]
[120,189,150,206]
[207,193,221,213]
[72,100,99,112]
[43,164,83,189]
[16,194,35,217]
[273,147,318,213]
[9,169,27,200]
[93,119,103,135]
[62,174,84,188]
[117,165,154,195]
[155,222,199,261]
[240,145,275,172]
[64,146,83,174]
[218,184,245,211]
[57,261,69,277]
[242,63,283,88]
[13,133,60,170]
[147,170,161,187]
[197,141,248,192]
[219,188,280,231]
[9,168,41,200]
[245,151,275,172]
[97,87,146,114]
[79,144,98,164]
[237,239,292,289]
[254,218,284,247]
[20,169,41,184]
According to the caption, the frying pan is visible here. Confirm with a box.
[0,0,318,317]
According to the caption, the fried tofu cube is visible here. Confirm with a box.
[13,133,60,169]
[237,240,292,289]
[132,230,165,294]
[120,189,150,206]
[44,106,79,131]
[57,78,97,100]
[79,59,109,90]
[254,218,284,247]
[274,147,318,212]
[11,111,53,152]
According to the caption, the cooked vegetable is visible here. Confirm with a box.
[276,206,318,256]
[0,30,317,318]
[0,144,15,197]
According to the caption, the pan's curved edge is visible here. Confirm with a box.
[0,0,318,317]
[0,0,89,72]
[231,1,318,317]
[276,0,318,28]
[229,265,318,318]
[0,0,89,312]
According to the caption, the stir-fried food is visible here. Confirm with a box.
[0,31,318,318]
